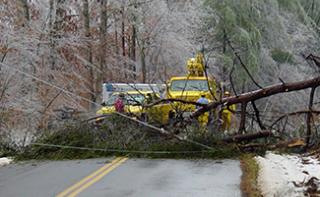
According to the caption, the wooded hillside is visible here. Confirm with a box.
[0,0,319,145]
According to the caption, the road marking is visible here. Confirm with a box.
[56,157,127,197]
[67,157,128,197]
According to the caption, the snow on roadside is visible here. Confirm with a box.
[0,157,13,167]
[256,152,320,197]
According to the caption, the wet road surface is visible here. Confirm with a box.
[0,157,241,197]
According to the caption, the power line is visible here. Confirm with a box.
[30,143,213,154]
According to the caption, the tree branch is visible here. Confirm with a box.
[227,39,263,89]
[270,110,320,129]
[251,101,266,130]
[223,131,273,143]
[229,65,238,97]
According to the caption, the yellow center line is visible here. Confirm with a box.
[56,157,126,197]
[67,157,128,197]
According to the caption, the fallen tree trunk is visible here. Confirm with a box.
[192,76,320,118]
[223,131,273,143]
[239,138,306,150]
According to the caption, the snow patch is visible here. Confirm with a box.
[256,152,320,197]
[0,157,13,167]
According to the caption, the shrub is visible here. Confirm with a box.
[270,48,294,64]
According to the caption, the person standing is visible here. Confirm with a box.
[114,93,125,113]
[196,94,209,127]
[196,94,209,109]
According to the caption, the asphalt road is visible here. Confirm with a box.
[0,157,242,197]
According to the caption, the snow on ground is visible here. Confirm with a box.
[256,152,320,197]
[0,157,13,167]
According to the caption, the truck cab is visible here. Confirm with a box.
[167,76,216,101]
[167,53,216,101]
[146,53,217,125]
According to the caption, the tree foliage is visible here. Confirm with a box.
[201,0,319,91]
[202,0,263,87]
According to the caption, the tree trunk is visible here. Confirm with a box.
[49,0,65,71]
[114,13,119,55]
[83,0,95,109]
[121,6,126,57]
[48,0,56,71]
[54,0,66,34]
[99,0,108,72]
[131,25,136,62]
[98,0,108,94]
[130,13,137,80]
[18,0,30,23]
[130,25,137,80]
[222,28,227,53]
[141,46,146,83]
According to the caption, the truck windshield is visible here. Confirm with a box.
[105,94,145,106]
[170,80,209,91]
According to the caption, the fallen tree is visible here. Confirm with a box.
[132,73,320,147]
[191,76,320,118]
[89,54,320,150]
[223,131,273,143]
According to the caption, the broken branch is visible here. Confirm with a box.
[223,131,273,143]
[251,101,266,130]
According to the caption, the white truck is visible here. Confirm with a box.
[102,83,165,104]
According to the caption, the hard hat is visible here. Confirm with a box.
[224,91,230,96]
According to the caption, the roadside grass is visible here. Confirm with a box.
[15,115,241,160]
[240,154,262,197]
